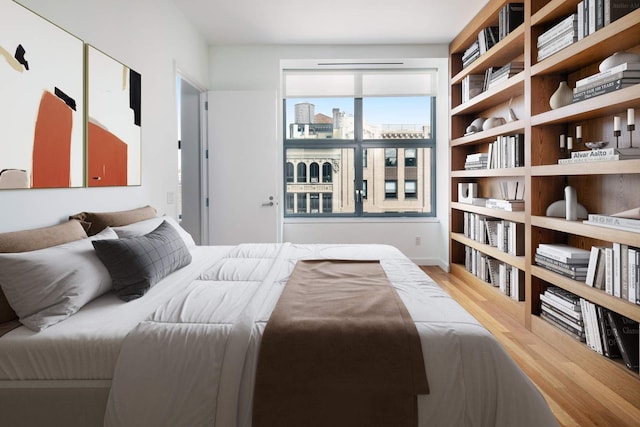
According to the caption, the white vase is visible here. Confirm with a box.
[549,81,573,109]
[565,186,577,221]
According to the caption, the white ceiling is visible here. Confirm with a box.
[173,0,489,46]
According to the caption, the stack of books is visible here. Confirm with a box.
[583,212,640,233]
[498,3,524,41]
[540,286,585,341]
[462,40,480,68]
[486,62,524,89]
[558,147,640,164]
[578,0,640,39]
[486,198,524,212]
[537,13,578,62]
[462,74,485,102]
[572,62,640,103]
[535,243,591,281]
[464,152,489,170]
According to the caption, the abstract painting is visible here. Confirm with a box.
[86,45,141,186]
[0,0,84,189]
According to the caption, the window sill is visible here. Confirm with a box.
[284,217,441,224]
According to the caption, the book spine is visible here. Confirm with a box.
[605,0,640,24]
[597,306,621,358]
[536,245,590,261]
[545,286,582,307]
[572,79,633,102]
[629,248,638,304]
[535,254,589,270]
[559,155,619,164]
[576,70,640,89]
[605,247,614,295]
[614,242,622,298]
[587,214,640,229]
[576,73,640,93]
[537,14,578,47]
[583,220,640,233]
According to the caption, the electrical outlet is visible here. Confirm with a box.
[415,236,421,245]
[167,191,175,204]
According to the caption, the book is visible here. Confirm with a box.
[571,147,640,160]
[583,220,640,233]
[545,286,582,310]
[537,14,578,48]
[604,0,640,25]
[540,311,586,341]
[593,246,608,290]
[535,253,590,270]
[606,310,639,372]
[536,243,591,261]
[572,79,638,102]
[537,31,578,61]
[558,155,619,164]
[540,293,583,321]
[499,3,525,41]
[587,213,640,228]
[585,246,605,286]
[629,247,638,304]
[541,301,584,329]
[596,306,621,358]
[605,247,614,295]
[575,62,640,87]
[575,70,640,91]
[535,258,588,280]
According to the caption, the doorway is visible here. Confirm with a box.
[177,75,206,244]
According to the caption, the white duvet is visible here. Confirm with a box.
[105,243,559,427]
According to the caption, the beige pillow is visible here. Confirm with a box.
[69,205,157,236]
[0,220,87,328]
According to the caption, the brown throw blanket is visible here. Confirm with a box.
[253,260,429,427]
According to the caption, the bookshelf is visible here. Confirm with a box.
[449,0,640,388]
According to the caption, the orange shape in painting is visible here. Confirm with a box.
[32,91,72,188]
[88,121,128,186]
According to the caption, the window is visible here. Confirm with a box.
[405,180,417,198]
[286,193,294,213]
[310,162,320,183]
[283,67,436,217]
[322,162,332,182]
[385,180,397,199]
[385,149,397,167]
[296,163,307,183]
[405,148,417,167]
[285,162,294,182]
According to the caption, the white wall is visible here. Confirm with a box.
[209,45,450,268]
[0,0,209,231]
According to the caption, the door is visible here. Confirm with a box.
[179,77,204,244]
[207,90,280,244]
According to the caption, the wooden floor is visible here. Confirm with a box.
[422,266,640,427]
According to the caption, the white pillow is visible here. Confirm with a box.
[0,227,118,331]
[111,215,196,248]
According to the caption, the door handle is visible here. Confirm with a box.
[262,201,274,207]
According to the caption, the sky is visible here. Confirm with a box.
[286,96,432,129]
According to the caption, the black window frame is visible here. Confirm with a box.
[283,96,436,218]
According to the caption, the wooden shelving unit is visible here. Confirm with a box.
[449,0,640,391]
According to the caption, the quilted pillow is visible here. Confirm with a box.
[92,221,192,301]
[0,227,117,331]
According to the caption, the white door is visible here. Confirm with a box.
[207,90,280,244]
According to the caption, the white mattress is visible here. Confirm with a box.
[0,246,232,381]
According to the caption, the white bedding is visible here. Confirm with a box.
[102,243,559,427]
[0,246,231,381]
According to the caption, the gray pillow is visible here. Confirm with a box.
[92,221,192,301]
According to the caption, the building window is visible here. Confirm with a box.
[405,180,417,198]
[310,162,320,183]
[286,193,294,213]
[286,162,294,182]
[283,67,437,217]
[323,193,333,212]
[385,149,397,167]
[296,162,307,183]
[405,148,417,167]
[322,162,332,182]
[297,193,307,213]
[310,193,320,213]
[385,180,397,199]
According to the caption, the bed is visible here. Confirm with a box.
[0,207,560,427]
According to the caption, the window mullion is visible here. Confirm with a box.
[354,98,363,216]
